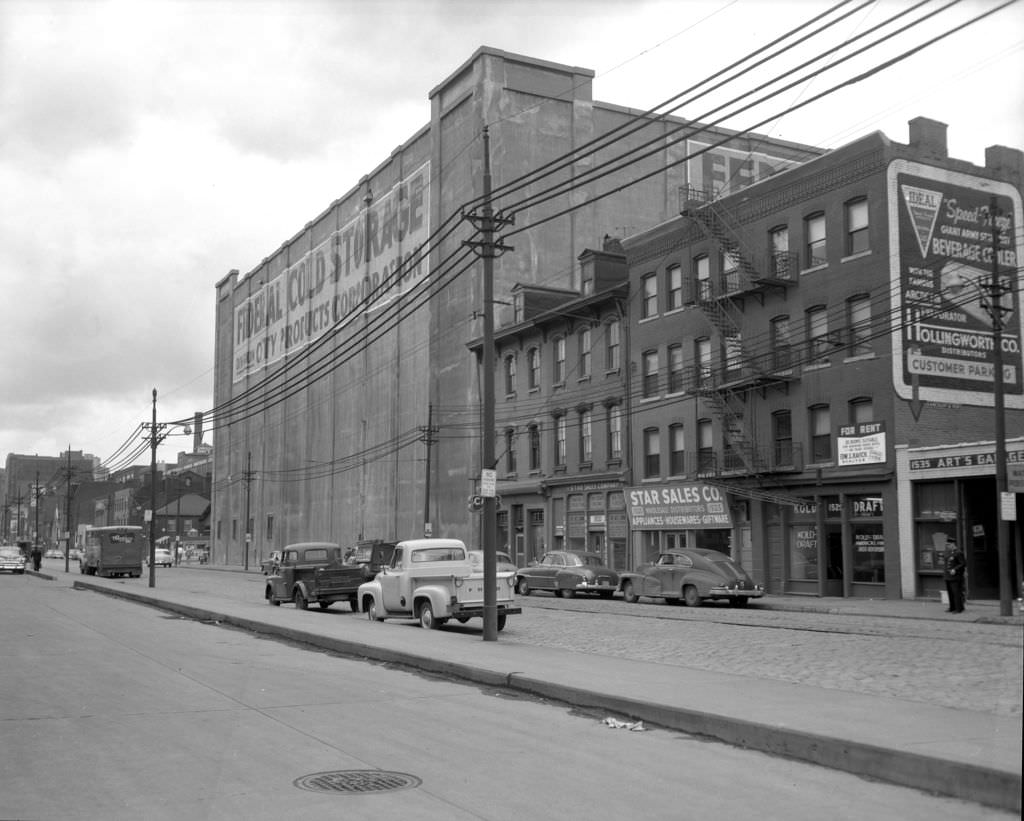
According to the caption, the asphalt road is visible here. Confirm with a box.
[1,573,1015,821]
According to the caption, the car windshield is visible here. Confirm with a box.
[411,547,466,562]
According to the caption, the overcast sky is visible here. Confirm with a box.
[1,0,1021,468]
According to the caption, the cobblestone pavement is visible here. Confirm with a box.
[507,596,1024,717]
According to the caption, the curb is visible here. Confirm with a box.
[72,579,1021,812]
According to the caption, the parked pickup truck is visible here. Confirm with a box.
[358,538,520,630]
[264,540,396,611]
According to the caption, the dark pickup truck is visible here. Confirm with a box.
[265,540,396,611]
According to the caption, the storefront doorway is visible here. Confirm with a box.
[961,478,1000,599]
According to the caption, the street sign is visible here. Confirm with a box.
[480,468,496,497]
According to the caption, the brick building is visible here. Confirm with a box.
[620,117,1022,599]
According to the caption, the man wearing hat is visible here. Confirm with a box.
[943,538,966,613]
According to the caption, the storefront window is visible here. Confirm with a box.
[914,481,957,573]
[789,501,819,581]
[850,494,884,583]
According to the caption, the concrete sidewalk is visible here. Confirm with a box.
[32,567,1023,811]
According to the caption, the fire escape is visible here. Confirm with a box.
[680,185,805,508]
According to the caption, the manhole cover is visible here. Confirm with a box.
[293,770,421,794]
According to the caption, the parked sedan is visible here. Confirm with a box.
[0,546,27,574]
[149,547,174,567]
[467,550,517,573]
[515,551,619,598]
[620,549,763,607]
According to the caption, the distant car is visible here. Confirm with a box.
[260,551,282,575]
[0,546,27,574]
[44,549,64,560]
[619,549,764,607]
[150,547,174,567]
[467,550,517,573]
[514,551,619,598]
[68,549,83,562]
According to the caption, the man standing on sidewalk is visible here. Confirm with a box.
[943,539,966,613]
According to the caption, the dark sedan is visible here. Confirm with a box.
[619,549,763,607]
[514,551,619,598]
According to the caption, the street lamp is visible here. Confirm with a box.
[944,202,1016,617]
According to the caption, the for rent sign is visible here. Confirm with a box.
[625,483,733,530]
[888,160,1023,409]
[232,162,431,382]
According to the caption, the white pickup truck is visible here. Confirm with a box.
[358,538,521,630]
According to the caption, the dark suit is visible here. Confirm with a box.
[943,545,966,612]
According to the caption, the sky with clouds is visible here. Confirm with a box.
[1,0,1021,468]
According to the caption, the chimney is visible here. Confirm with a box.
[908,117,948,160]
[193,412,204,452]
[985,145,1024,187]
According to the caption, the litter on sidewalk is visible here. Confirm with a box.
[603,717,645,731]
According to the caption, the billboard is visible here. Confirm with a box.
[625,483,733,530]
[232,161,431,382]
[889,160,1023,409]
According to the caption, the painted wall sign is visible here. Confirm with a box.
[888,160,1023,409]
[625,482,733,530]
[232,162,431,382]
[686,141,804,198]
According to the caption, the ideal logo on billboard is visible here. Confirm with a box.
[888,159,1023,410]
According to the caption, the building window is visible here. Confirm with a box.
[773,410,793,467]
[667,343,684,393]
[553,337,566,384]
[266,514,274,540]
[848,294,872,356]
[845,198,869,255]
[666,264,683,311]
[578,409,592,463]
[769,225,792,278]
[505,428,517,474]
[809,404,832,462]
[849,397,873,425]
[504,354,516,395]
[723,334,743,380]
[669,423,685,475]
[805,212,826,268]
[641,349,659,398]
[607,405,622,460]
[605,319,620,371]
[697,418,714,473]
[643,427,661,478]
[694,254,711,300]
[770,315,791,369]
[721,249,741,292]
[696,337,712,386]
[806,305,831,360]
[641,273,658,318]
[513,293,523,324]
[529,424,541,470]
[578,328,592,378]
[527,347,540,389]
[555,415,567,466]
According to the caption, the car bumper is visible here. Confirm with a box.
[708,586,764,598]
[449,603,522,618]
[572,581,617,592]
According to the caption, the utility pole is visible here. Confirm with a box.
[65,448,73,572]
[33,471,41,556]
[243,451,253,571]
[464,126,513,641]
[148,388,161,588]
[421,403,437,537]
[987,199,1013,617]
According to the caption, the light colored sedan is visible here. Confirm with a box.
[149,547,174,567]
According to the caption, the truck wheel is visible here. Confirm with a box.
[622,580,638,603]
[561,587,575,599]
[349,595,359,612]
[295,589,308,610]
[497,613,507,631]
[319,602,330,610]
[683,585,701,607]
[419,601,440,629]
[515,578,530,596]
[366,598,384,622]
